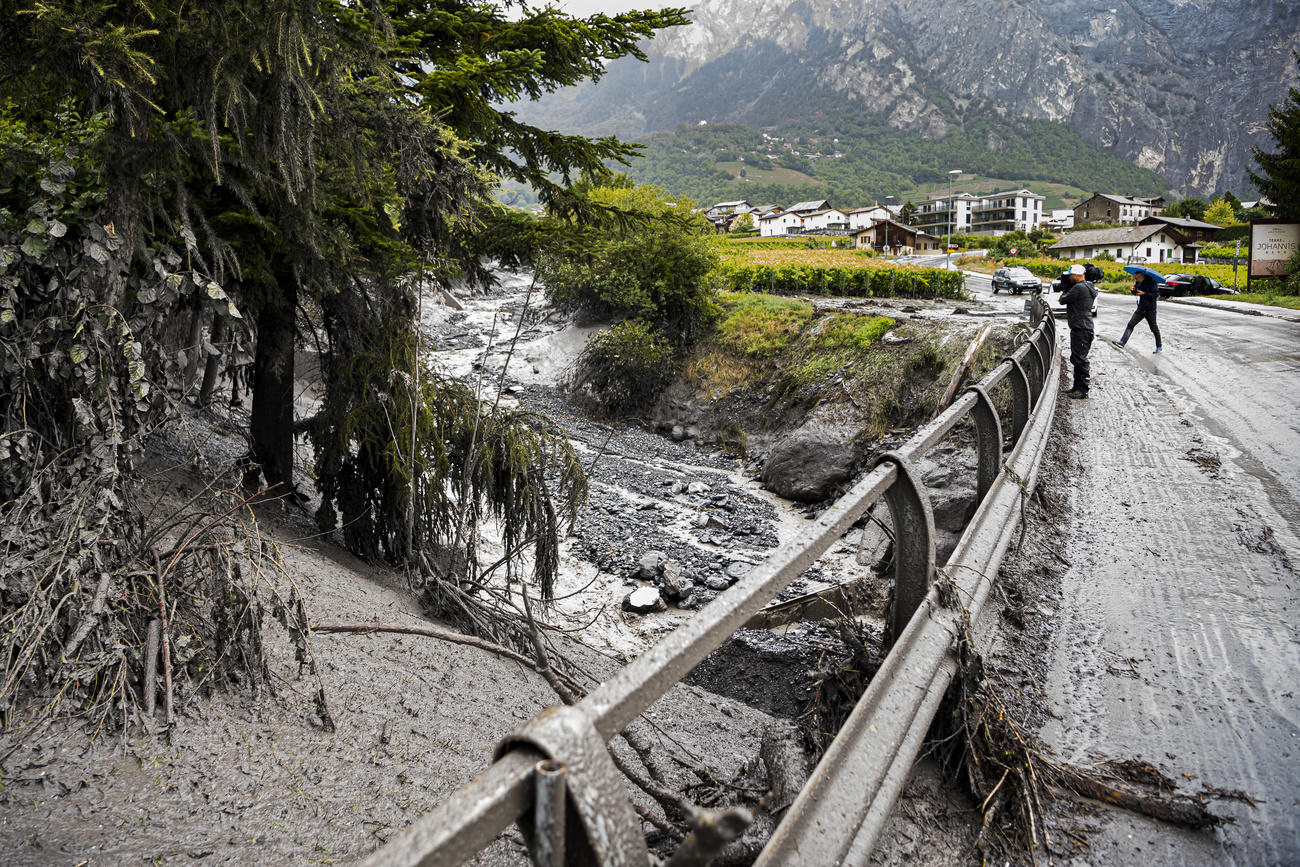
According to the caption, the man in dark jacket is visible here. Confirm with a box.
[1112,271,1163,353]
[1060,264,1098,399]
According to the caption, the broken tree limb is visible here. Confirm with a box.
[309,619,583,695]
[143,619,160,718]
[62,572,111,660]
[940,322,993,407]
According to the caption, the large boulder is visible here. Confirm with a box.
[762,421,859,503]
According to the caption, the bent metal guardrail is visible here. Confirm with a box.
[365,297,1060,867]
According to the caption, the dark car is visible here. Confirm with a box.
[1160,273,1237,297]
[991,266,1042,295]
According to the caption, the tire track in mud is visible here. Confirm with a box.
[1044,307,1300,866]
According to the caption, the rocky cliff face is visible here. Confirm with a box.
[517,0,1299,197]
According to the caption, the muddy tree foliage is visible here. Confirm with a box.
[0,2,687,733]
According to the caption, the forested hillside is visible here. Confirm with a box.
[626,115,1170,207]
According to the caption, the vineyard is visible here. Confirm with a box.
[715,245,967,299]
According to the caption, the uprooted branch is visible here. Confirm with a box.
[938,610,1252,861]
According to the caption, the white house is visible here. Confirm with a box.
[705,200,754,220]
[969,189,1045,234]
[847,204,899,231]
[913,193,977,237]
[800,208,848,233]
[759,200,836,236]
[759,210,806,237]
[1047,224,1193,264]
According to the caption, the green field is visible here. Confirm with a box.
[713,161,817,187]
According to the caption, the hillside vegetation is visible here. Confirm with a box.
[625,118,1170,208]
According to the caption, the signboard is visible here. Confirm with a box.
[1248,220,1300,279]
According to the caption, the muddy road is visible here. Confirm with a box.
[1040,298,1300,864]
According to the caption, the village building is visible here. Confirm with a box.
[1047,223,1195,264]
[1073,193,1165,225]
[758,199,834,236]
[912,192,977,237]
[969,189,1046,234]
[1137,215,1221,245]
[847,203,900,231]
[852,219,940,254]
[799,208,849,233]
[912,190,1045,236]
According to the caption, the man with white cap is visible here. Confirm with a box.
[1059,263,1099,398]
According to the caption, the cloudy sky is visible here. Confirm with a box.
[552,1,681,16]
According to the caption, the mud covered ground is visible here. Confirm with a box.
[0,271,1036,865]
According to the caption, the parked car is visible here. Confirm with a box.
[1050,269,1099,318]
[992,266,1042,295]
[1160,273,1238,297]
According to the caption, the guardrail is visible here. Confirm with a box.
[365,297,1061,867]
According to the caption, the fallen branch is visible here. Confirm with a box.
[939,608,1243,861]
[940,322,993,407]
[309,619,583,696]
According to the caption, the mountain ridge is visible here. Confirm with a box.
[516,0,1300,198]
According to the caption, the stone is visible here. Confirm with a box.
[622,587,665,614]
[671,425,686,441]
[638,550,667,580]
[686,481,710,496]
[725,561,753,582]
[704,575,730,592]
[761,421,860,503]
[660,561,694,603]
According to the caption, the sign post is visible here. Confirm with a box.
[1247,220,1300,292]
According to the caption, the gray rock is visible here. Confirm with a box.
[638,550,667,580]
[704,575,730,592]
[686,481,710,496]
[725,561,753,582]
[622,587,665,614]
[671,424,686,441]
[660,561,694,603]
[761,421,860,503]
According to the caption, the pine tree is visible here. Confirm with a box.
[1249,51,1300,219]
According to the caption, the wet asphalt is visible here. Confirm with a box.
[1005,285,1300,865]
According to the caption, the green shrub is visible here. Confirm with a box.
[568,319,676,416]
[539,184,720,343]
[717,292,814,358]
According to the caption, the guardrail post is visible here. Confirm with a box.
[1023,339,1045,405]
[495,706,650,867]
[965,384,1002,501]
[873,452,936,646]
[533,760,566,867]
[1004,356,1031,443]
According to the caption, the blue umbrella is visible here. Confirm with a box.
[1123,264,1166,284]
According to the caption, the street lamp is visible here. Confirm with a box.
[946,170,962,270]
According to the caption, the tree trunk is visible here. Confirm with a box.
[198,313,227,407]
[250,272,297,492]
[183,297,204,389]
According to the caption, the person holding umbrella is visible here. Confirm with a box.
[1113,264,1164,353]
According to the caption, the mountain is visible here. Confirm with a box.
[515,0,1300,200]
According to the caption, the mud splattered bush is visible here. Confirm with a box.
[0,106,272,734]
[567,319,676,417]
